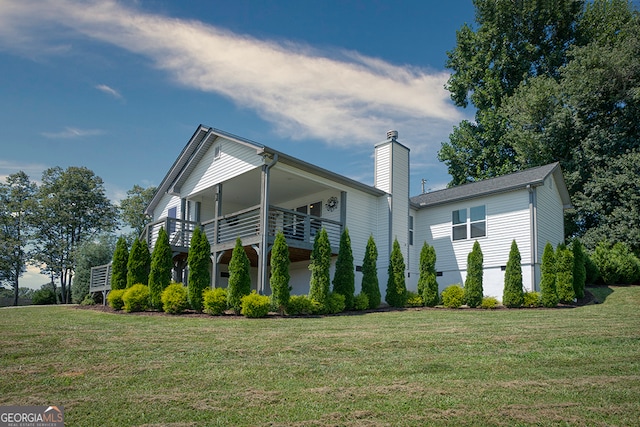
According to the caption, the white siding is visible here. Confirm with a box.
[536,175,565,260]
[153,193,182,221]
[181,137,263,197]
[374,143,391,193]
[415,189,535,299]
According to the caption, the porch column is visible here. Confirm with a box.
[340,191,347,233]
[258,154,278,294]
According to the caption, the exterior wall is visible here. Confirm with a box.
[536,175,566,262]
[415,189,535,299]
[180,136,263,198]
[153,192,182,221]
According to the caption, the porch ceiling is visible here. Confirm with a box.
[214,167,333,208]
[218,246,316,267]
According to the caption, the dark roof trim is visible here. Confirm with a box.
[410,162,572,209]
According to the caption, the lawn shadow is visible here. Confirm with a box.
[586,286,614,304]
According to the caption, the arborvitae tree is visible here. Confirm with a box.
[555,244,575,304]
[572,239,586,299]
[540,242,558,307]
[309,228,331,309]
[227,237,251,314]
[332,228,355,310]
[464,241,484,308]
[188,227,211,312]
[111,236,129,290]
[502,240,524,308]
[148,227,173,309]
[127,238,150,288]
[270,231,291,314]
[385,238,407,307]
[361,235,381,309]
[418,242,439,307]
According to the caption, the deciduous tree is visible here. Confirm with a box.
[71,234,116,303]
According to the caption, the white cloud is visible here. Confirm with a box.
[41,127,105,139]
[95,84,123,99]
[0,160,47,183]
[0,0,464,148]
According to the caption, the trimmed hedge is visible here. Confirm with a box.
[123,284,149,312]
[203,287,228,316]
[442,284,465,308]
[480,296,499,310]
[286,295,318,315]
[240,291,271,318]
[161,283,188,314]
[353,293,369,311]
[523,291,542,308]
[107,289,126,310]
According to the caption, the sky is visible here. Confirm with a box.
[0,0,476,288]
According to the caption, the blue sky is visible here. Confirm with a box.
[0,0,475,288]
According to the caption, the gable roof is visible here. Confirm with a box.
[410,162,572,209]
[146,125,385,215]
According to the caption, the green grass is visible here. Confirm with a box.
[1,286,639,426]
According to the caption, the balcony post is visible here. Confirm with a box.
[258,154,278,294]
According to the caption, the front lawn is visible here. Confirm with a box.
[1,286,639,426]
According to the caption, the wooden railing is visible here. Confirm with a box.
[142,217,199,250]
[89,263,112,292]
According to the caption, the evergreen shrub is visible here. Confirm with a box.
[270,231,291,314]
[502,240,524,308]
[187,227,211,312]
[123,284,149,312]
[442,284,465,308]
[480,296,499,309]
[523,291,542,307]
[227,238,251,314]
[203,287,228,315]
[332,228,355,309]
[240,291,271,318]
[385,238,407,308]
[361,235,381,309]
[353,293,369,311]
[161,283,188,314]
[326,292,346,314]
[592,241,640,285]
[309,229,331,309]
[107,289,126,310]
[572,240,587,299]
[286,295,317,315]
[127,239,150,288]
[81,294,96,305]
[556,245,575,303]
[405,291,424,307]
[418,242,439,307]
[32,288,57,305]
[540,243,558,308]
[149,227,173,310]
[464,241,483,308]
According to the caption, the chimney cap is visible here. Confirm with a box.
[387,130,398,140]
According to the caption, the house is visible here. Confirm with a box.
[90,125,571,301]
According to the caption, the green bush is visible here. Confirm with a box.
[480,296,499,309]
[556,245,575,303]
[203,287,228,316]
[326,292,346,314]
[149,227,172,310]
[32,288,57,305]
[228,238,252,314]
[572,240,587,299]
[240,291,271,318]
[592,241,640,285]
[187,227,211,312]
[332,228,355,310]
[107,289,126,310]
[270,231,291,314]
[385,238,407,308]
[405,291,424,307]
[161,283,188,314]
[442,284,465,308]
[540,243,558,308]
[361,235,381,309]
[353,292,369,311]
[523,291,542,308]
[309,229,332,308]
[418,242,440,307]
[122,284,150,312]
[502,240,524,308]
[286,295,317,315]
[80,294,96,306]
[584,251,600,284]
[464,241,484,308]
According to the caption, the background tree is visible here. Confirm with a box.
[332,228,355,310]
[149,227,173,310]
[441,0,582,185]
[127,238,151,288]
[464,241,484,308]
[119,184,157,242]
[361,235,381,309]
[572,240,587,299]
[385,238,407,308]
[269,231,290,314]
[540,243,558,308]
[0,171,36,306]
[227,238,251,314]
[418,242,439,307]
[187,227,211,312]
[111,236,129,291]
[556,245,575,303]
[308,228,331,309]
[502,240,524,308]
[71,234,116,303]
[30,166,117,303]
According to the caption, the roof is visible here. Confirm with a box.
[410,162,572,209]
[146,125,385,215]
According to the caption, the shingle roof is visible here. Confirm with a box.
[410,162,572,209]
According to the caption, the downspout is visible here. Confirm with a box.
[259,153,279,294]
[528,184,538,291]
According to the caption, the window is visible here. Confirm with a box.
[452,205,486,241]
[408,215,414,246]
